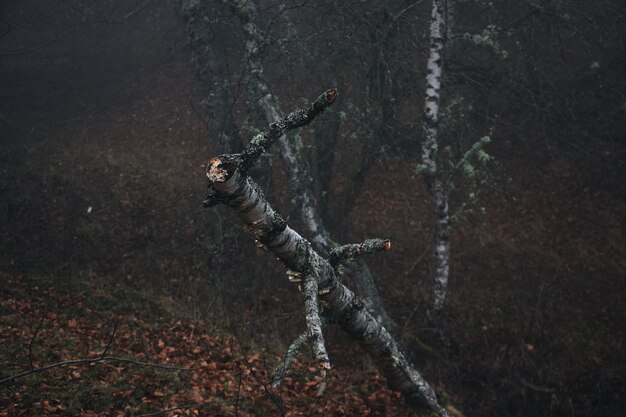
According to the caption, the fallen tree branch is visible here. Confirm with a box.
[203,89,337,209]
[205,89,450,416]
[519,377,556,394]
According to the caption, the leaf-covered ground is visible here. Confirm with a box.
[0,273,412,417]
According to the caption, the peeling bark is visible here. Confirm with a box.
[204,91,450,416]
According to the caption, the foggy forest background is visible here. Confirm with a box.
[0,0,624,416]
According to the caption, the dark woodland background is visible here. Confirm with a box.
[0,1,624,416]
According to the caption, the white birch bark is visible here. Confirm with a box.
[420,0,452,324]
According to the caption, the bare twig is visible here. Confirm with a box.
[519,377,556,394]
[100,321,118,358]
[122,0,153,21]
[235,347,242,417]
[0,363,20,369]
[271,314,331,390]
[0,356,192,385]
[271,331,308,389]
[230,336,286,416]
[28,313,48,370]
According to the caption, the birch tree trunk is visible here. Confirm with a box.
[419,0,452,325]
[224,0,393,328]
[204,90,449,416]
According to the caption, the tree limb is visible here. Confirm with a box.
[28,313,47,370]
[302,271,330,374]
[271,330,309,389]
[329,238,391,268]
[239,89,337,171]
[0,356,192,385]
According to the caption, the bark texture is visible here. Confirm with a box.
[205,92,449,416]
[330,239,391,267]
[420,0,452,324]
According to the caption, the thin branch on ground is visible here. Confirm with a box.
[0,356,192,385]
[137,401,216,417]
[2,319,191,385]
[100,321,118,358]
[28,313,47,370]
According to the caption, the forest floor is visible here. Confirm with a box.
[0,272,411,417]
